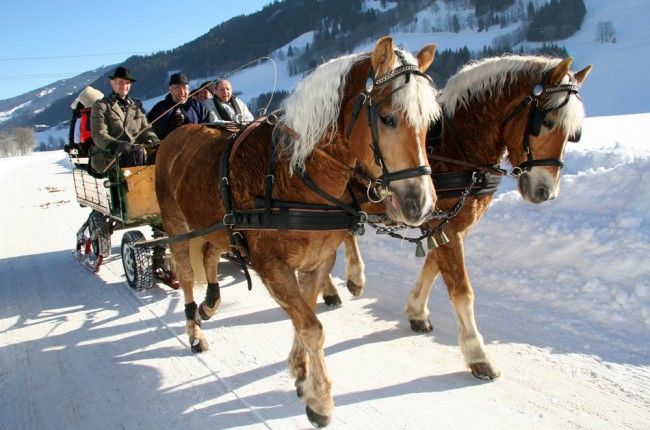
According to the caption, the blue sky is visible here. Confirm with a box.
[0,0,272,101]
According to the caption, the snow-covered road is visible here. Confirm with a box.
[1,119,648,429]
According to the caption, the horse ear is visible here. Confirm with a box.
[573,65,593,85]
[372,36,395,77]
[548,58,573,85]
[416,44,437,73]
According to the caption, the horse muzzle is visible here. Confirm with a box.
[518,171,559,204]
[384,177,437,226]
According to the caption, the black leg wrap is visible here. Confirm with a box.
[205,283,221,308]
[199,283,221,321]
[185,302,198,321]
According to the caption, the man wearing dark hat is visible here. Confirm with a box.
[147,73,210,140]
[89,66,159,173]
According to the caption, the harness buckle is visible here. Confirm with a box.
[510,166,525,178]
[223,212,235,227]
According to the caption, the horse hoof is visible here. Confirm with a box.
[346,280,364,296]
[409,319,433,333]
[306,406,332,428]
[470,363,501,380]
[190,338,209,354]
[323,294,342,307]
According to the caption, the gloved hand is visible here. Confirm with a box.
[112,140,132,153]
[170,111,184,127]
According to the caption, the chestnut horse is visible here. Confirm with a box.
[154,37,440,427]
[323,55,592,380]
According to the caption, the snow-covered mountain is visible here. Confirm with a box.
[3,0,650,148]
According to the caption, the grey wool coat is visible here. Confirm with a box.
[89,93,158,173]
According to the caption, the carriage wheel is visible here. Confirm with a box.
[121,230,154,291]
[88,210,111,258]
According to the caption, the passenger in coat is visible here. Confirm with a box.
[66,86,104,158]
[147,73,210,140]
[89,67,158,174]
[203,79,254,125]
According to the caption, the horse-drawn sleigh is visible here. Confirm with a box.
[69,35,591,427]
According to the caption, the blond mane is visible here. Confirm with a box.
[440,55,585,137]
[276,49,440,173]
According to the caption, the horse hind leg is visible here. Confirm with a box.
[321,274,342,307]
[321,235,366,306]
[198,242,222,321]
[169,240,209,353]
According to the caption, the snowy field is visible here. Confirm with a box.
[0,112,648,429]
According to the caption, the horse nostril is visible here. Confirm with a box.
[535,187,550,202]
[404,198,422,217]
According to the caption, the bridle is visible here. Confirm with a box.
[501,69,582,175]
[345,51,435,200]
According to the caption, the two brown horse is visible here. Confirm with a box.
[322,55,592,380]
[155,37,440,427]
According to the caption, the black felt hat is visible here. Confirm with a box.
[109,66,136,82]
[169,73,189,86]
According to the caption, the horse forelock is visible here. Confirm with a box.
[390,50,441,129]
[545,72,586,138]
[440,55,585,136]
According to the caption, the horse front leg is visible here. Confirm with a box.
[169,240,209,353]
[344,234,366,296]
[261,256,335,427]
[436,235,500,380]
[405,249,441,333]
[297,256,336,427]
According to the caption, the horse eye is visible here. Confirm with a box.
[542,118,555,130]
[379,114,396,128]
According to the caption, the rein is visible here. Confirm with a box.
[426,113,507,199]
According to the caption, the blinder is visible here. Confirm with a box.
[527,108,546,137]
[527,100,581,143]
